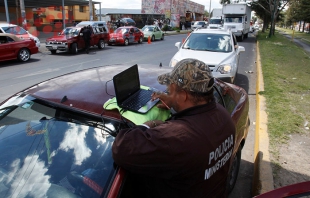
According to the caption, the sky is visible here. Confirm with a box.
[94,0,223,13]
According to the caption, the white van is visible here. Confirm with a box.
[76,21,108,33]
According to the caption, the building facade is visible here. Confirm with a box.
[142,0,205,27]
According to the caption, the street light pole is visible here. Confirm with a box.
[208,0,211,23]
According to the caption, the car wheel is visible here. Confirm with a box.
[124,38,129,46]
[226,146,241,194]
[70,43,78,54]
[17,48,30,62]
[98,39,105,49]
[138,36,143,43]
[151,35,155,41]
[50,50,57,54]
[161,34,164,40]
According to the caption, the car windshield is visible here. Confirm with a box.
[2,26,27,35]
[210,19,222,24]
[142,26,154,32]
[114,28,128,34]
[195,21,205,25]
[224,17,242,23]
[60,27,80,36]
[0,95,119,198]
[183,33,232,52]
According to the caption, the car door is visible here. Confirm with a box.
[0,36,13,61]
[154,26,160,39]
[134,28,141,42]
[128,28,135,43]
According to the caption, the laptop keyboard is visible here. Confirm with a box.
[123,89,152,110]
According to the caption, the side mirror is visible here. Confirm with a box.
[175,42,181,49]
[238,46,245,52]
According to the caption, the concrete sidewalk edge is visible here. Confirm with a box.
[252,41,274,197]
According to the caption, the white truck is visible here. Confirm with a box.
[209,8,223,29]
[222,3,251,41]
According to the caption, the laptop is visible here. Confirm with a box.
[113,64,159,114]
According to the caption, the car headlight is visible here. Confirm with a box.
[169,58,179,67]
[217,64,232,74]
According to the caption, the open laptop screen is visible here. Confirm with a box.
[113,65,140,104]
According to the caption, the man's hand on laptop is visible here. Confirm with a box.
[151,91,170,110]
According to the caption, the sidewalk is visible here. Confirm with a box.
[277,30,310,54]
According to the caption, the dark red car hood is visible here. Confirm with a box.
[21,64,168,120]
[46,34,78,41]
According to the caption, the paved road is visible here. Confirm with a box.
[0,32,258,197]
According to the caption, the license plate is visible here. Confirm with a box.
[52,46,57,49]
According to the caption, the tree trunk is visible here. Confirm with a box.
[299,21,301,32]
[302,21,305,32]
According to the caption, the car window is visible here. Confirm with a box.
[2,26,27,35]
[134,28,140,33]
[60,27,80,36]
[0,36,8,44]
[183,33,232,52]
[0,96,121,198]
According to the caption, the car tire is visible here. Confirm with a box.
[161,34,164,40]
[70,43,78,54]
[151,35,155,41]
[50,50,57,54]
[124,38,129,46]
[98,39,105,49]
[17,48,31,62]
[138,36,143,43]
[226,146,241,194]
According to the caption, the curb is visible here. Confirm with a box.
[252,41,274,196]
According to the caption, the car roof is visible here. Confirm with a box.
[0,33,21,41]
[0,23,18,27]
[192,28,231,35]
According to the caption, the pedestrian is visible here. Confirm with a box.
[82,25,91,54]
[112,58,236,198]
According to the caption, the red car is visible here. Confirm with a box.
[0,33,38,62]
[108,26,144,46]
[0,64,249,197]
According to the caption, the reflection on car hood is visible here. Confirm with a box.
[46,35,77,41]
[174,49,233,65]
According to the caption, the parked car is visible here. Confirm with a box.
[108,26,143,46]
[169,28,245,84]
[0,23,40,47]
[254,181,310,198]
[0,64,249,197]
[119,18,136,26]
[45,24,109,54]
[0,33,38,62]
[141,25,164,41]
[191,21,207,30]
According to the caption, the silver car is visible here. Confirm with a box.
[169,28,245,84]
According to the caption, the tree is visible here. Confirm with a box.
[249,0,290,37]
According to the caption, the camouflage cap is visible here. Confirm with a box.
[158,59,214,93]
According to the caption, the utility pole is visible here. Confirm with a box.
[4,0,10,23]
[62,0,66,29]
[19,0,26,29]
[208,0,211,23]
[89,0,93,21]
